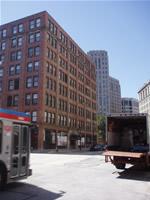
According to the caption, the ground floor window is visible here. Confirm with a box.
[44,129,56,149]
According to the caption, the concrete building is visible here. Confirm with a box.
[0,11,97,150]
[87,50,110,115]
[109,76,121,113]
[138,81,150,114]
[121,97,139,113]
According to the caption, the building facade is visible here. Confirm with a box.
[87,50,110,115]
[0,11,97,150]
[109,76,121,113]
[121,97,139,114]
[138,81,150,114]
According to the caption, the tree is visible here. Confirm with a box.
[97,115,106,143]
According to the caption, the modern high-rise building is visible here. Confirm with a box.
[109,76,121,113]
[138,81,150,114]
[87,50,110,115]
[0,11,97,150]
[121,97,139,113]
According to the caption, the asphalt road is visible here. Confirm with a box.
[0,152,150,200]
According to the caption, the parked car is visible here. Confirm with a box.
[89,144,105,151]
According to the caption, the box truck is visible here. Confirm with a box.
[104,113,150,169]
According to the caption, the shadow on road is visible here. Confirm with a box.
[32,151,103,156]
[0,182,65,200]
[117,166,150,182]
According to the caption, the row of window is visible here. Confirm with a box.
[70,77,77,89]
[59,84,68,97]
[45,94,56,108]
[26,76,39,88]
[0,32,40,51]
[59,70,68,83]
[29,32,40,43]
[10,48,40,61]
[7,93,38,107]
[46,78,56,91]
[69,103,77,114]
[27,61,39,72]
[0,61,39,78]
[8,76,39,91]
[25,93,38,105]
[47,33,57,49]
[59,99,67,112]
[46,62,56,76]
[0,18,41,39]
[47,48,57,62]
[28,46,40,57]
[44,112,55,124]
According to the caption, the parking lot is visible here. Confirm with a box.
[0,152,150,200]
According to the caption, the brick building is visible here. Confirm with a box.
[0,11,97,150]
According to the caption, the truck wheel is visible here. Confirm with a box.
[115,163,126,170]
[0,166,6,191]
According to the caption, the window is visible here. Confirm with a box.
[28,48,34,57]
[16,51,22,60]
[11,51,22,61]
[11,52,16,61]
[35,46,40,56]
[2,29,7,38]
[29,18,40,30]
[18,37,23,46]
[8,79,19,90]
[25,94,31,105]
[18,24,24,33]
[12,26,17,34]
[14,78,19,90]
[15,64,21,74]
[32,93,38,104]
[0,68,3,77]
[13,95,19,106]
[29,32,40,43]
[36,18,41,27]
[35,32,40,42]
[9,65,21,76]
[0,55,5,64]
[9,66,15,75]
[32,111,37,122]
[0,121,2,153]
[34,61,39,70]
[29,20,35,29]
[26,77,32,88]
[8,80,14,90]
[1,42,6,50]
[12,38,17,47]
[28,47,40,57]
[33,76,38,87]
[29,34,34,43]
[27,62,33,72]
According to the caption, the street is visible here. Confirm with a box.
[0,152,150,200]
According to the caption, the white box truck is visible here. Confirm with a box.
[104,113,150,169]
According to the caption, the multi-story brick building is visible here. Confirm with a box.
[0,11,97,150]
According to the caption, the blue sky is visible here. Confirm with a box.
[1,0,150,99]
